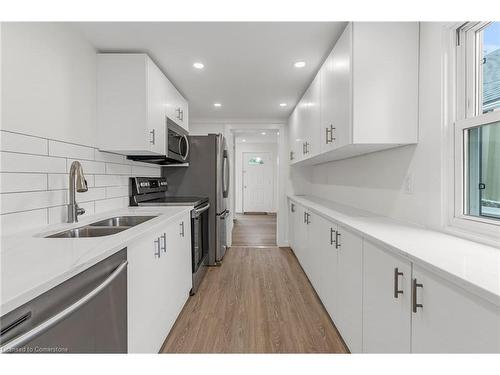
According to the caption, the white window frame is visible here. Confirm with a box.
[447,22,500,244]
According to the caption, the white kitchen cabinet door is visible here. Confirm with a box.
[165,78,189,131]
[304,211,323,291]
[320,23,352,153]
[308,212,338,320]
[304,72,321,159]
[293,204,308,268]
[335,224,363,353]
[127,229,167,353]
[97,54,167,156]
[362,241,411,353]
[288,107,301,163]
[288,201,297,249]
[162,214,192,335]
[147,58,168,155]
[351,22,418,145]
[411,265,500,353]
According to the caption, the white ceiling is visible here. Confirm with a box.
[234,129,279,144]
[72,22,347,123]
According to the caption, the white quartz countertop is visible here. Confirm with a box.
[289,195,500,307]
[0,206,192,316]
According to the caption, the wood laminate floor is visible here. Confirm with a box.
[231,213,277,246]
[161,246,348,353]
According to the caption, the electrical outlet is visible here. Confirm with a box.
[404,174,413,194]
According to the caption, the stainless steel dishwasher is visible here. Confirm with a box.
[0,249,128,353]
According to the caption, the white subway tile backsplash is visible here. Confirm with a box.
[105,163,132,175]
[131,165,162,176]
[95,197,128,214]
[0,132,161,231]
[48,174,95,190]
[0,152,66,173]
[105,185,129,199]
[1,190,67,214]
[66,159,105,174]
[49,140,95,160]
[48,201,95,225]
[94,149,128,164]
[0,173,48,193]
[76,187,106,203]
[94,175,129,187]
[0,208,48,236]
[0,131,48,155]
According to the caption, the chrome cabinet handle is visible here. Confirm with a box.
[150,129,155,145]
[0,261,128,353]
[394,268,404,298]
[154,238,161,258]
[330,125,336,142]
[330,228,336,246]
[307,213,310,224]
[303,211,307,223]
[290,203,295,213]
[290,151,294,160]
[326,127,332,144]
[412,278,423,313]
[335,231,341,249]
[180,222,185,237]
[180,109,184,121]
[161,233,167,252]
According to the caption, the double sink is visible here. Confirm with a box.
[46,216,157,238]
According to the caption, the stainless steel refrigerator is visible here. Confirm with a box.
[162,133,230,265]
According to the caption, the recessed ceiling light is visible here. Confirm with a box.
[294,61,306,68]
[193,62,204,69]
[279,103,287,107]
[242,139,246,142]
[214,103,222,107]
[261,132,266,135]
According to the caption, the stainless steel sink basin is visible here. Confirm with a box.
[46,226,128,238]
[45,215,158,238]
[88,215,156,227]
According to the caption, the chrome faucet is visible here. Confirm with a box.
[68,161,88,223]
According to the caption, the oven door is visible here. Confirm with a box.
[191,203,210,273]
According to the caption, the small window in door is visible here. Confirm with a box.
[248,157,264,165]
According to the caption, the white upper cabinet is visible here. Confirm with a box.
[287,106,301,163]
[320,23,352,153]
[290,22,419,165]
[97,53,189,156]
[165,77,189,131]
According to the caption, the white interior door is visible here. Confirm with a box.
[243,152,274,212]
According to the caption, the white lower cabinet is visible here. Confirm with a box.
[363,241,412,353]
[335,224,363,353]
[411,265,500,353]
[127,213,192,353]
[288,198,500,353]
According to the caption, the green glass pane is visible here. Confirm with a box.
[248,157,264,165]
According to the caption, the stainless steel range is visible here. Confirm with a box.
[130,177,209,294]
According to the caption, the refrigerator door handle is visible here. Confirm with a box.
[222,150,230,198]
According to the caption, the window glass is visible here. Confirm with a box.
[248,157,264,165]
[482,22,500,113]
[465,121,500,219]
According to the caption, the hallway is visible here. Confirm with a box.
[161,246,347,353]
[231,213,277,246]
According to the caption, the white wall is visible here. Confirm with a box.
[235,142,278,213]
[0,23,161,235]
[2,23,98,146]
[288,22,445,230]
